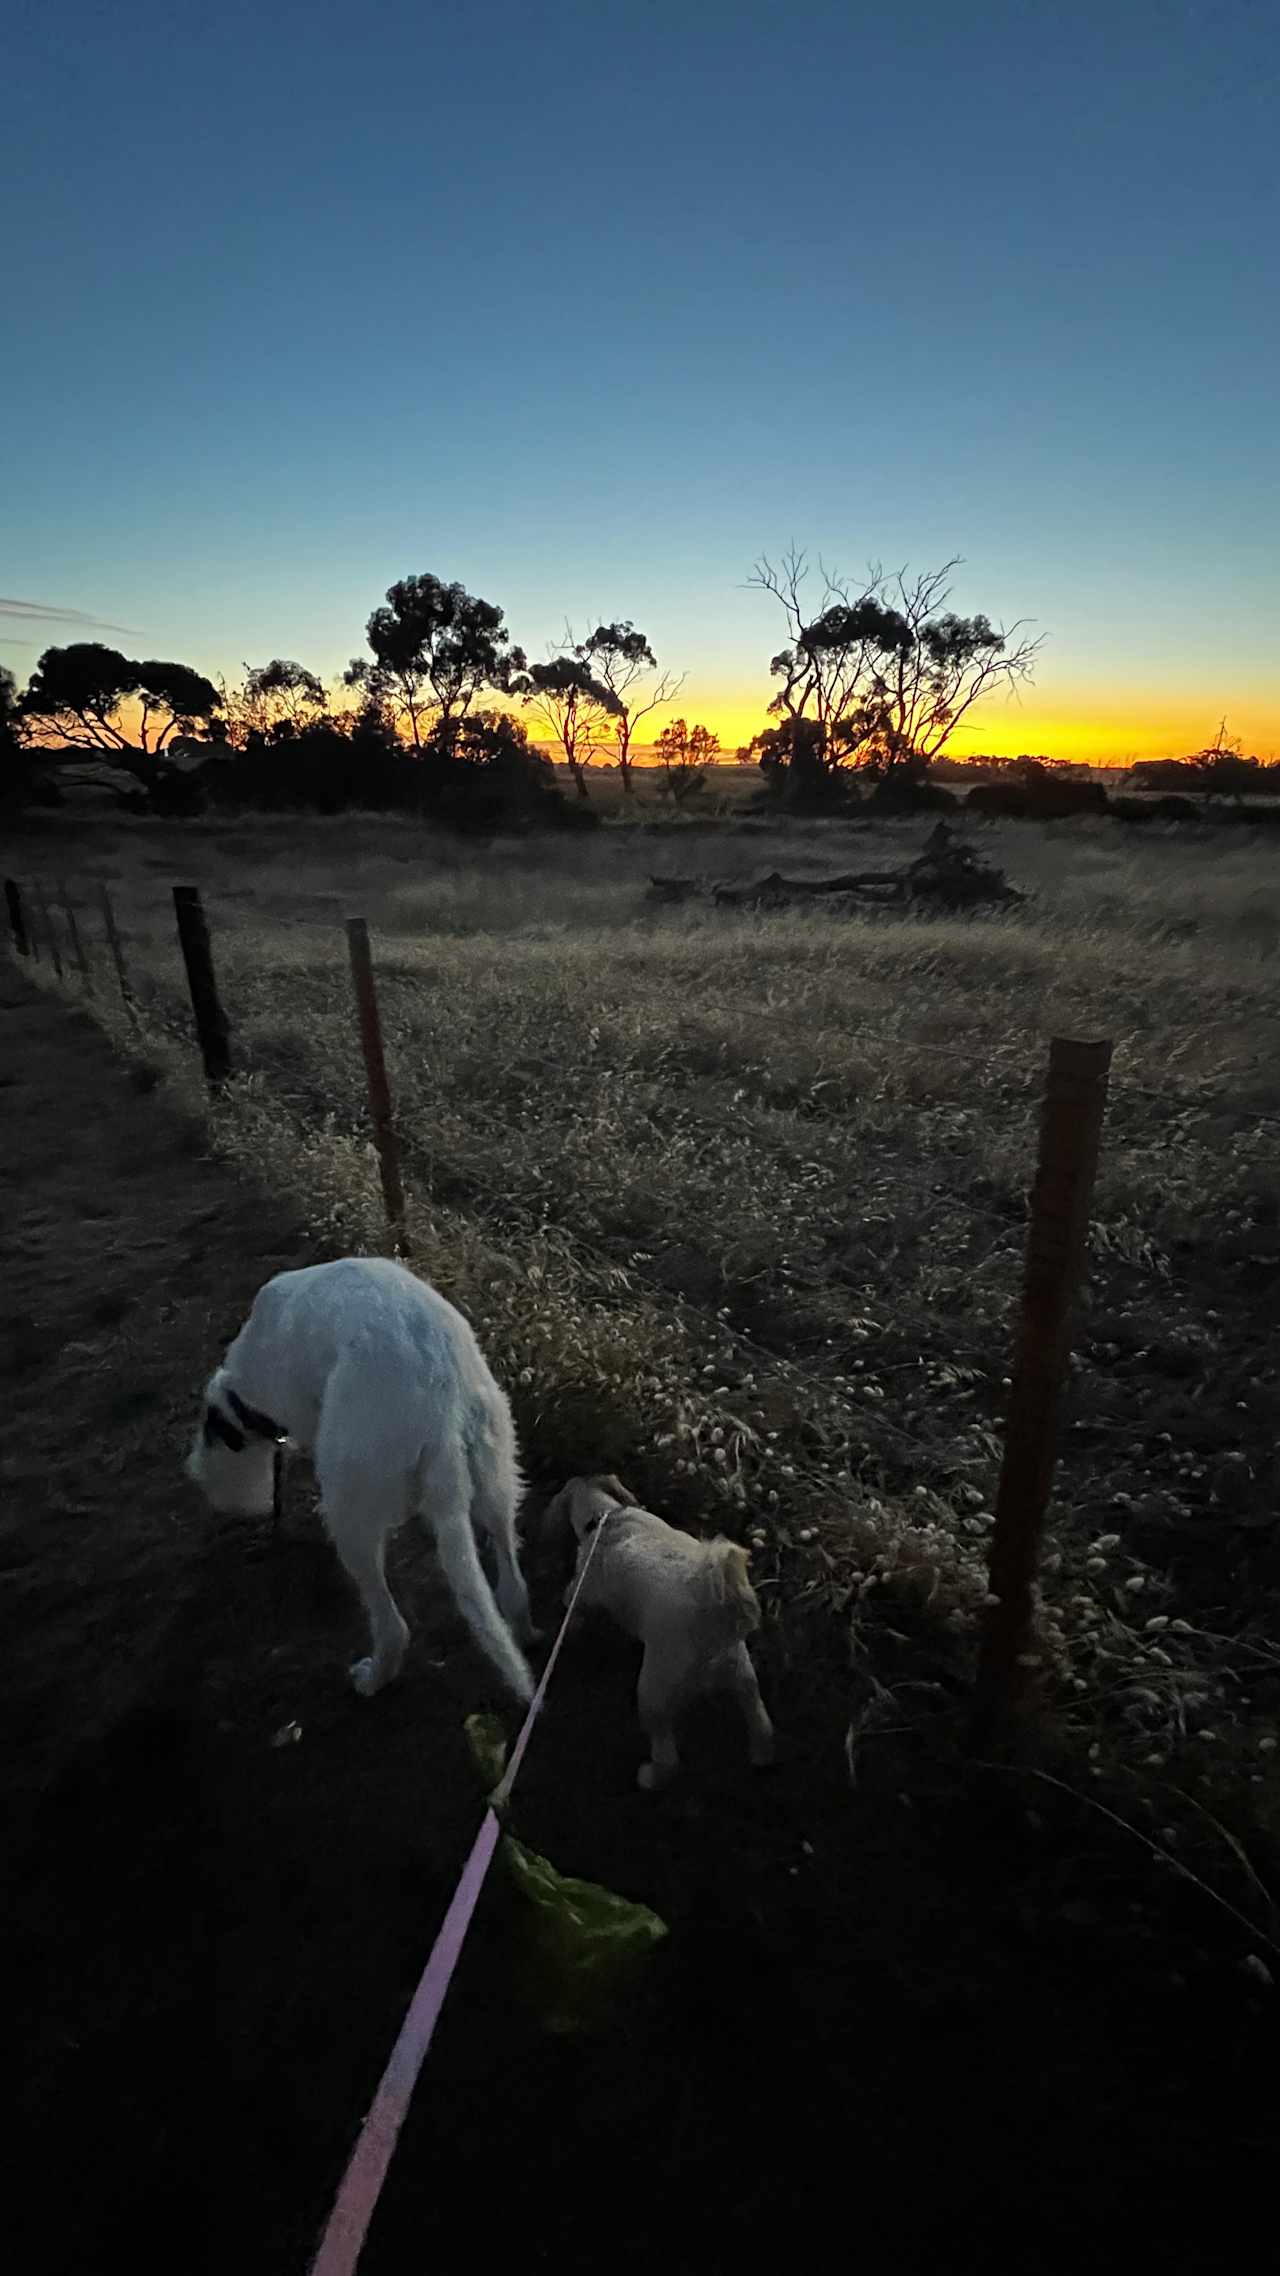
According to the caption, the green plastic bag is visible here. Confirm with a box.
[465,1712,668,2034]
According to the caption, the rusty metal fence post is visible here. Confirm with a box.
[173,885,232,1087]
[33,881,63,978]
[4,879,31,958]
[973,1036,1113,1747]
[59,881,94,995]
[346,917,410,1254]
[97,883,137,1020]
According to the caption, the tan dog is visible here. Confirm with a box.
[546,1474,775,1791]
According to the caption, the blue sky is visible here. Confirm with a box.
[3,0,1277,755]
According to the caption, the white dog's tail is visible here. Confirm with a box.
[699,1540,762,1648]
[434,1516,535,1703]
[415,1424,534,1704]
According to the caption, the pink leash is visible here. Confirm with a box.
[309,1523,605,2276]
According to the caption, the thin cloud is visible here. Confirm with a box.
[0,597,137,635]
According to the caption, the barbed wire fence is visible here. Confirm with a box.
[4,864,1150,1743]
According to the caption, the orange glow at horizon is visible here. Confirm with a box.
[91,676,1277,772]
[624,686,1280,768]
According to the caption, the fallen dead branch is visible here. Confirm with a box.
[648,823,1024,914]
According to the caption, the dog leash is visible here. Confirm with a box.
[309,1515,609,2276]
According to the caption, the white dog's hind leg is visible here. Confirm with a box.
[480,1503,539,1644]
[326,1502,411,1698]
[724,1641,775,1766]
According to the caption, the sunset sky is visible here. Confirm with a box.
[4,0,1276,762]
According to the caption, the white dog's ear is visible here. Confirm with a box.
[592,1473,638,1508]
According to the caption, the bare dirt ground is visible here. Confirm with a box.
[3,965,1276,2276]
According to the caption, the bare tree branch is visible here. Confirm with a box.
[570,620,681,792]
[750,545,1045,782]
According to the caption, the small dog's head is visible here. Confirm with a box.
[544,1472,638,1545]
[185,1371,278,1517]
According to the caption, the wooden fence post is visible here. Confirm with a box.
[172,886,232,1087]
[33,881,63,979]
[59,881,94,996]
[346,917,410,1254]
[973,1036,1113,1748]
[4,879,31,958]
[97,883,137,1020]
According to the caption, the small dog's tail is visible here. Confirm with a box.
[699,1539,762,1648]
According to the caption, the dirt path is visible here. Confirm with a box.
[2,971,1273,2275]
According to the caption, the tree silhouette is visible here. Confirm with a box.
[0,664,52,808]
[415,709,575,830]
[1,665,19,760]
[883,564,1042,766]
[227,658,329,745]
[654,716,719,799]
[573,622,684,793]
[752,556,911,772]
[519,656,621,799]
[750,550,1042,783]
[19,642,221,775]
[739,716,833,804]
[1130,723,1277,803]
[345,574,526,749]
[1185,720,1263,802]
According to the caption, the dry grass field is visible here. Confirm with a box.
[4,800,1279,2272]
[15,806,1280,1789]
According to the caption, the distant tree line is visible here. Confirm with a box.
[924,751,1280,824]
[2,573,702,828]
[1127,724,1280,803]
[5,555,1274,826]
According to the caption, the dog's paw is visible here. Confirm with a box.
[750,1738,777,1769]
[349,1656,383,1699]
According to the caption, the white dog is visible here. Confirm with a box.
[546,1474,775,1790]
[186,1257,535,1702]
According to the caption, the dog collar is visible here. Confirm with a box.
[202,1387,288,1454]
[226,1388,288,1442]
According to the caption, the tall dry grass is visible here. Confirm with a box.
[13,808,1280,1798]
